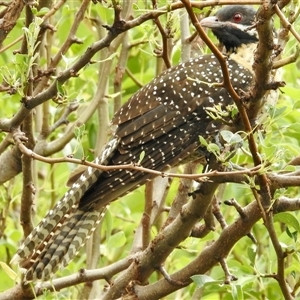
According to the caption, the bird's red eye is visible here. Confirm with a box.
[232,13,243,23]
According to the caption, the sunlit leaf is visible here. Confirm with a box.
[274,212,300,233]
[0,262,17,280]
[106,231,126,249]
[232,284,244,300]
[138,151,145,164]
[191,274,221,288]
[220,130,243,144]
[247,246,256,266]
[199,135,208,147]
[207,143,220,156]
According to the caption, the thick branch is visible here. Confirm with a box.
[0,0,25,45]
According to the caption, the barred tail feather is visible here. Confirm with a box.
[24,208,106,282]
[11,138,120,280]
[11,169,101,264]
[12,198,79,263]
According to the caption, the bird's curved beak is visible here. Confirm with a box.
[200,16,223,29]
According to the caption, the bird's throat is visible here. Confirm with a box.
[229,42,257,73]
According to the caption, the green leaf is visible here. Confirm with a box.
[56,81,66,98]
[281,86,300,103]
[207,143,220,156]
[232,284,244,300]
[61,54,78,68]
[286,226,298,242]
[74,124,86,139]
[95,52,118,63]
[138,151,145,164]
[268,105,287,119]
[133,3,140,10]
[106,231,126,249]
[220,130,234,142]
[190,274,220,288]
[220,130,243,145]
[247,246,256,266]
[36,7,50,16]
[273,212,300,233]
[199,135,208,147]
[103,210,113,242]
[0,262,17,281]
[293,100,300,109]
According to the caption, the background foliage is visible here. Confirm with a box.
[0,0,300,299]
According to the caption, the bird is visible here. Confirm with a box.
[12,5,258,282]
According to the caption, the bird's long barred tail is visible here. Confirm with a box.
[11,138,119,280]
[24,209,105,281]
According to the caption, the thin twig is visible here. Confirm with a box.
[14,136,264,180]
[275,4,300,43]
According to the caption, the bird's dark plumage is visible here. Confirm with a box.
[12,5,258,282]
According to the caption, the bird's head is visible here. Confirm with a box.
[200,5,258,53]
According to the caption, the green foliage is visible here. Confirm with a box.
[0,1,300,299]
